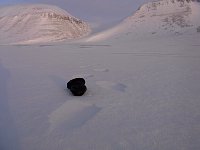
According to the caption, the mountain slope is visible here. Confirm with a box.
[0,4,90,44]
[87,0,200,42]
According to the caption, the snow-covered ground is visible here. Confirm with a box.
[1,33,200,150]
[1,0,200,150]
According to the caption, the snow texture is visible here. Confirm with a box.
[0,0,200,150]
[1,33,200,150]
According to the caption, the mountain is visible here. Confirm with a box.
[0,4,90,44]
[87,0,200,42]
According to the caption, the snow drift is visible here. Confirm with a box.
[0,4,90,44]
[87,0,200,42]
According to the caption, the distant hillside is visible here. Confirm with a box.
[87,0,200,42]
[0,4,91,44]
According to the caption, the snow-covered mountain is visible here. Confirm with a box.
[0,4,90,44]
[87,0,200,42]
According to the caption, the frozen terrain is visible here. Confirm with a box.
[1,0,200,150]
[1,33,200,150]
[87,0,200,42]
[0,4,90,45]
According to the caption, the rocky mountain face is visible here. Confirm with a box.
[0,4,91,44]
[126,0,200,35]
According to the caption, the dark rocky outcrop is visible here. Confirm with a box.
[67,78,87,96]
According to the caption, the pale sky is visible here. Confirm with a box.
[0,0,151,23]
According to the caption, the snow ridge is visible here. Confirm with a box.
[0,4,91,44]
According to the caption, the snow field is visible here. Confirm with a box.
[1,35,200,149]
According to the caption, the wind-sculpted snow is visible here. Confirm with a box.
[0,4,90,44]
[87,0,200,42]
[1,33,200,149]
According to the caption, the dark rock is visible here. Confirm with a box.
[67,78,87,96]
[70,85,87,96]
